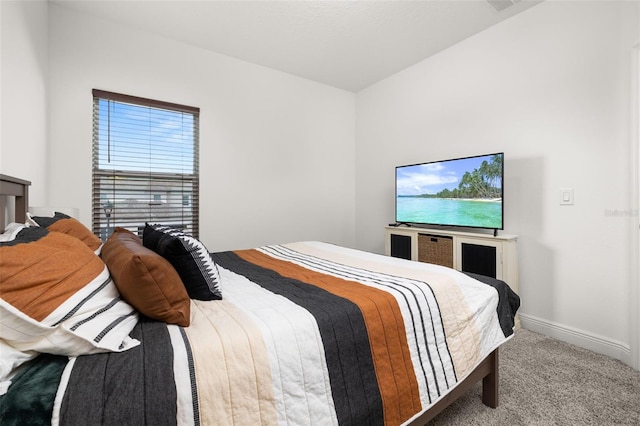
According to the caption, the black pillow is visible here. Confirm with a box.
[143,223,222,300]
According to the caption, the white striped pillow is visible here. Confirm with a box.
[0,227,139,371]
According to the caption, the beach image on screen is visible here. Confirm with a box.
[396,154,503,228]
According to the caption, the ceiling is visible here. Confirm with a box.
[52,0,542,92]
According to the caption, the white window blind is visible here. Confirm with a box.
[92,89,200,240]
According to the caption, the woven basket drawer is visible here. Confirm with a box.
[418,234,453,268]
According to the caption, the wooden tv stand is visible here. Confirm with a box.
[385,226,518,296]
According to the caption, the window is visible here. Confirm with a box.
[92,89,199,240]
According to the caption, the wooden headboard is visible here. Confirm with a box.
[0,174,31,233]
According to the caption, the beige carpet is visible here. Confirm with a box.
[426,329,640,425]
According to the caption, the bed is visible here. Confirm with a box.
[0,174,519,425]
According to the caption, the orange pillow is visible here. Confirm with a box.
[102,228,190,327]
[28,212,103,253]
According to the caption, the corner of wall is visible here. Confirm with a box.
[0,0,49,207]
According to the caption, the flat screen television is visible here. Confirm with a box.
[395,153,504,230]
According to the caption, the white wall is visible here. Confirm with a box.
[355,1,639,365]
[632,40,640,370]
[47,4,356,251]
[0,0,49,207]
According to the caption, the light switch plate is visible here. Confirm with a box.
[560,188,574,205]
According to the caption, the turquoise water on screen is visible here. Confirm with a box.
[396,197,502,228]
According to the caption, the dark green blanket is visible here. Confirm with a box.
[0,354,68,426]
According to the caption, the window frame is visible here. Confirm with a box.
[91,89,200,240]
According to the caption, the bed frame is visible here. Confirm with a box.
[0,173,499,425]
[409,349,498,424]
[0,174,31,233]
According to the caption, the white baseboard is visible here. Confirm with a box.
[519,313,632,367]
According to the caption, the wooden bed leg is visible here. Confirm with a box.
[482,349,499,408]
[407,348,501,425]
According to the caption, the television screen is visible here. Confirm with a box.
[395,153,504,230]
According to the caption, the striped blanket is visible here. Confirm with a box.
[5,241,519,426]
